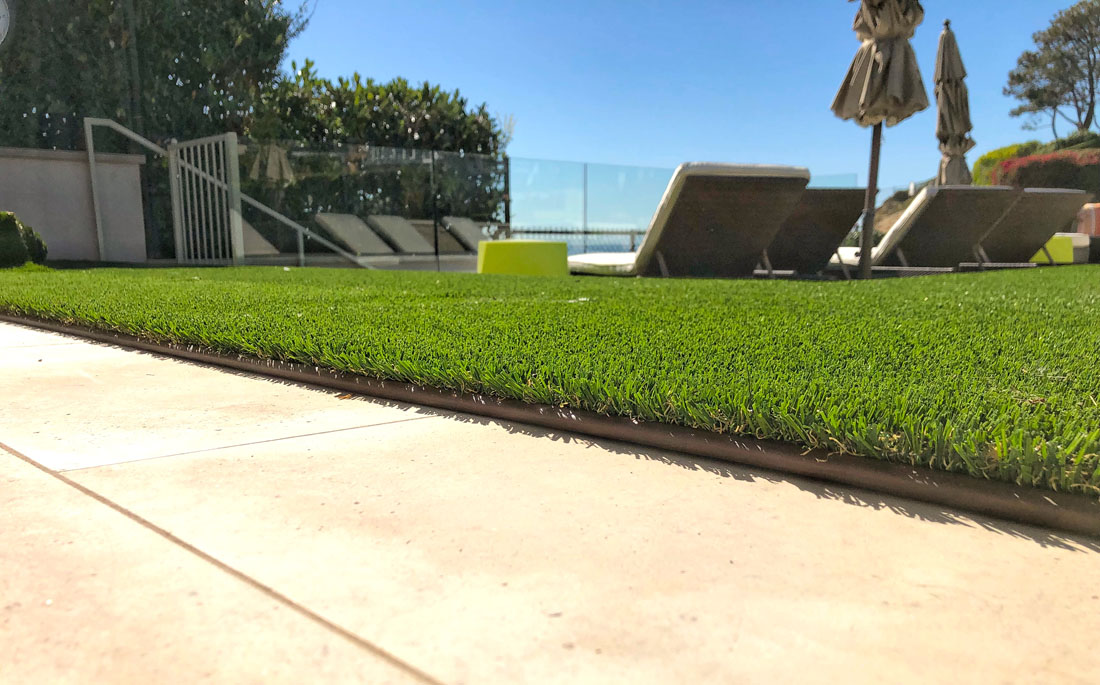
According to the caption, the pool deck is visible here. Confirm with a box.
[2,320,1098,684]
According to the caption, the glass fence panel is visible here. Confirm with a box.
[507,157,586,230]
[809,172,860,188]
[238,141,502,262]
[236,143,860,260]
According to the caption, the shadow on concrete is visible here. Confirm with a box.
[437,410,1100,554]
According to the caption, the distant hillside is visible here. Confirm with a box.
[874,181,933,234]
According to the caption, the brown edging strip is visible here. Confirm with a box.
[4,313,1099,539]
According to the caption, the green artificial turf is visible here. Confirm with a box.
[2,265,1099,494]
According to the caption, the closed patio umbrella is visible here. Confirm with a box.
[935,20,975,185]
[249,143,296,186]
[832,0,930,279]
[249,143,296,215]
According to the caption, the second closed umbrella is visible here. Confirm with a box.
[935,20,976,185]
[832,0,930,278]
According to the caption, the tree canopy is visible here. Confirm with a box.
[250,61,505,155]
[0,0,511,255]
[1006,0,1100,137]
[0,0,308,149]
[241,61,509,243]
[0,2,507,156]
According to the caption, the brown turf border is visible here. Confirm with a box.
[3,312,1098,539]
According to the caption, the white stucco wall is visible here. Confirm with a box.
[0,147,147,262]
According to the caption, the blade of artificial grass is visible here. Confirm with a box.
[1,265,1098,496]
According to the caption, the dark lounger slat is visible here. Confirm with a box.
[980,189,1091,264]
[638,175,808,278]
[884,187,1018,268]
[767,188,865,274]
[315,213,394,256]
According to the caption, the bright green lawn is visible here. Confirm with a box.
[2,265,1099,494]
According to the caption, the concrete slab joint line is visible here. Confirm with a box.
[0,440,444,685]
[2,313,1099,539]
[58,414,441,473]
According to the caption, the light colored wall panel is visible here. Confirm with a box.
[0,147,147,262]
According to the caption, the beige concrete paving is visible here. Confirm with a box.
[0,337,437,471]
[3,321,1100,684]
[0,323,83,349]
[0,448,424,684]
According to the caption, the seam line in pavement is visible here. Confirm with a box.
[58,414,444,473]
[0,440,444,685]
[1,342,83,350]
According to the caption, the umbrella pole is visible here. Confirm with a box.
[860,123,883,280]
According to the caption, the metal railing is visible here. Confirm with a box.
[509,227,647,254]
[86,120,864,266]
[85,118,367,268]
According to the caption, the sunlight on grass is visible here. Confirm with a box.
[2,265,1099,495]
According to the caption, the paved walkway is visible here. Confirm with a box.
[1,321,1098,684]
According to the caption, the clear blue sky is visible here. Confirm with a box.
[286,0,1070,192]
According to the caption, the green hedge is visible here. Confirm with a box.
[974,132,1100,186]
[991,149,1100,194]
[1047,130,1100,152]
[0,213,47,268]
[973,142,1041,186]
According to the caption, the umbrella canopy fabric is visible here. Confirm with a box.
[249,143,296,186]
[832,0,930,127]
[934,21,975,185]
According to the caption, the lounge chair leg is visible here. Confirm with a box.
[760,250,775,279]
[656,251,670,278]
[976,245,992,266]
[972,247,986,270]
[1042,246,1055,265]
[836,250,852,280]
[896,248,909,268]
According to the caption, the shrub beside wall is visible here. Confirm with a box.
[0,212,48,268]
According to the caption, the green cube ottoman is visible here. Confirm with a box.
[477,240,569,276]
[1031,233,1091,264]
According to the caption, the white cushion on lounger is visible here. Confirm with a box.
[567,251,639,275]
[833,246,860,266]
[240,218,279,256]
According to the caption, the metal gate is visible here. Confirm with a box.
[167,133,244,264]
[84,118,365,268]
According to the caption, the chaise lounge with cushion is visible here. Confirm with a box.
[314,213,395,256]
[763,188,865,276]
[977,188,1091,265]
[830,186,1019,270]
[568,163,811,278]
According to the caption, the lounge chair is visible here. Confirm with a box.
[977,188,1091,265]
[314,213,394,255]
[367,215,435,254]
[831,186,1019,269]
[568,163,810,278]
[240,218,279,256]
[764,188,865,275]
[407,219,468,254]
[444,216,492,252]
